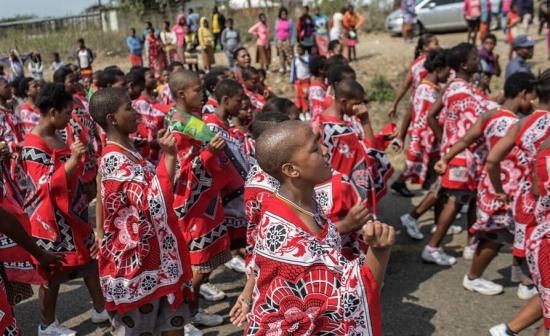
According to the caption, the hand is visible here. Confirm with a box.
[353,104,369,121]
[207,133,226,155]
[382,127,399,141]
[495,53,500,61]
[391,138,404,153]
[89,236,102,259]
[70,138,86,161]
[36,250,66,273]
[10,152,20,162]
[263,89,276,101]
[340,199,371,233]
[229,296,252,327]
[157,129,177,156]
[362,220,395,250]
[387,105,397,119]
[495,192,511,208]
[434,160,448,175]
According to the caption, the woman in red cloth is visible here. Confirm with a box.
[238,121,393,335]
[146,28,168,78]
[53,66,99,202]
[19,77,41,135]
[22,83,107,335]
[435,72,536,295]
[90,87,193,334]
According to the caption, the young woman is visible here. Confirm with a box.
[248,13,271,71]
[146,28,167,78]
[233,47,252,82]
[273,7,295,74]
[198,17,216,71]
[160,20,178,65]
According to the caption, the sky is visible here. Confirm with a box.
[2,0,100,19]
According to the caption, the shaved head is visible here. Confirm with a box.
[256,120,310,181]
[335,78,365,100]
[169,69,200,98]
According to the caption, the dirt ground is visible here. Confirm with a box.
[16,30,550,335]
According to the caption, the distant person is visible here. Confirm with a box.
[0,49,32,80]
[401,0,416,44]
[221,18,241,70]
[477,0,492,42]
[506,2,521,59]
[126,27,143,66]
[464,0,482,46]
[146,28,167,78]
[478,34,501,78]
[160,20,178,65]
[538,0,547,34]
[198,17,216,71]
[312,6,330,57]
[212,6,226,50]
[501,0,513,34]
[519,0,534,33]
[342,5,364,61]
[74,38,94,79]
[274,7,295,74]
[328,39,342,57]
[248,13,271,71]
[50,52,65,72]
[297,6,315,54]
[184,24,200,72]
[27,52,44,82]
[505,34,534,79]
[172,14,186,62]
[187,8,199,32]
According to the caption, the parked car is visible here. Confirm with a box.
[386,0,499,35]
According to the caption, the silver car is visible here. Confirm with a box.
[386,0,498,35]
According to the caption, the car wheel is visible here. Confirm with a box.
[415,22,425,36]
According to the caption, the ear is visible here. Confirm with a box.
[281,162,300,179]
[177,88,185,100]
[222,95,230,105]
[106,113,117,126]
[47,107,57,118]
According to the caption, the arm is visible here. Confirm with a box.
[158,129,177,185]
[95,174,104,242]
[221,29,228,48]
[427,94,444,140]
[363,221,394,292]
[290,20,296,45]
[273,21,278,43]
[494,54,501,77]
[230,274,255,326]
[355,106,376,141]
[248,22,259,35]
[486,122,519,196]
[355,13,365,29]
[21,52,33,63]
[198,29,206,48]
[65,138,86,182]
[0,207,66,269]
[387,70,413,118]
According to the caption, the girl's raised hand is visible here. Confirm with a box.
[70,138,86,161]
[207,133,226,155]
[362,220,395,250]
[157,129,178,156]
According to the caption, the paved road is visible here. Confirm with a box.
[15,185,540,335]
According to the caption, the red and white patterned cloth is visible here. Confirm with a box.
[246,195,381,336]
[203,114,251,241]
[309,79,327,129]
[161,83,174,106]
[319,114,393,215]
[470,110,523,235]
[513,111,550,257]
[20,102,40,135]
[98,145,193,314]
[22,134,94,280]
[439,78,492,191]
[132,95,169,164]
[404,80,440,185]
[0,106,27,197]
[0,273,19,335]
[410,55,428,90]
[526,147,550,328]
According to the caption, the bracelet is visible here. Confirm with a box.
[241,297,253,306]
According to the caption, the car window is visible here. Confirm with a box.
[433,0,456,5]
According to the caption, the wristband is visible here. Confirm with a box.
[241,297,253,306]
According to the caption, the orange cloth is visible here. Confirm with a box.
[343,12,365,29]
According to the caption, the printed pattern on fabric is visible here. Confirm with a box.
[203,114,251,240]
[20,103,40,135]
[404,81,440,185]
[513,111,550,257]
[22,134,93,280]
[167,109,231,265]
[98,146,192,314]
[526,149,550,328]
[319,114,393,213]
[439,79,492,191]
[410,55,428,89]
[0,108,27,196]
[471,111,522,234]
[131,96,169,164]
[245,196,381,336]
[0,274,20,335]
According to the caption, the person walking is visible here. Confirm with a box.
[221,18,241,70]
[127,28,143,66]
[74,38,94,79]
[172,14,186,63]
[212,6,226,51]
[274,7,295,74]
[248,13,271,71]
[401,0,416,43]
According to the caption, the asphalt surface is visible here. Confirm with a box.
[14,184,541,335]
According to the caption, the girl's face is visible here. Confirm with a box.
[424,37,440,53]
[84,77,92,90]
[64,73,77,94]
[464,49,480,74]
[203,20,209,28]
[286,125,332,185]
[226,90,245,117]
[160,71,169,85]
[27,80,40,98]
[286,105,301,120]
[244,75,260,92]
[482,38,496,52]
[184,25,190,34]
[237,50,251,68]
[110,95,139,134]
[182,78,204,109]
[520,90,538,115]
[163,22,169,30]
[280,11,287,20]
[146,71,158,90]
[435,66,451,84]
[238,100,253,124]
[342,97,364,117]
[260,15,267,23]
[52,101,73,130]
[0,80,12,100]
